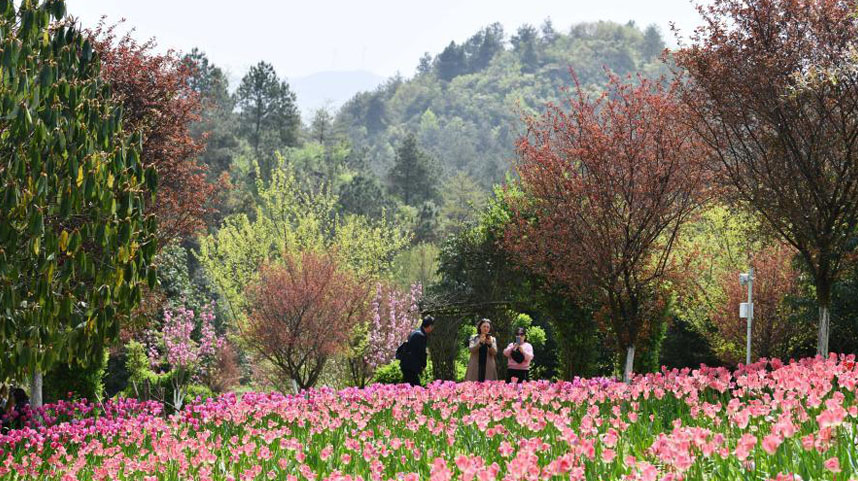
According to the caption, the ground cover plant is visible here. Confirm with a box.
[2,355,857,480]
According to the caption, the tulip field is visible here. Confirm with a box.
[2,356,858,481]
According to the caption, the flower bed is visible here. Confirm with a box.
[2,356,856,480]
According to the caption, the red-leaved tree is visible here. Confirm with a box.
[244,252,368,391]
[711,243,811,365]
[674,0,858,355]
[91,25,216,247]
[504,75,710,381]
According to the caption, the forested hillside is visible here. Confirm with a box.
[334,20,668,187]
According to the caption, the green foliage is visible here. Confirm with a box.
[372,360,403,384]
[439,171,487,238]
[672,204,772,361]
[43,349,108,403]
[123,340,169,402]
[336,20,669,188]
[372,359,434,386]
[511,314,546,350]
[0,0,157,382]
[184,48,238,182]
[391,243,440,290]
[235,61,300,178]
[387,134,439,207]
[197,156,408,320]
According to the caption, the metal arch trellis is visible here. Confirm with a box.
[419,294,520,381]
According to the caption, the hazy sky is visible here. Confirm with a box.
[66,0,705,82]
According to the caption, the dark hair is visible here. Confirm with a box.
[476,318,492,333]
[11,388,28,405]
[516,327,526,335]
[421,315,435,328]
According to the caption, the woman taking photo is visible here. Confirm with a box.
[503,327,534,383]
[465,318,498,382]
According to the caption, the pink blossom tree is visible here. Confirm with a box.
[348,283,422,387]
[146,303,224,410]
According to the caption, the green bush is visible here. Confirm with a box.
[43,349,109,403]
[185,384,215,404]
[372,359,436,386]
[373,360,403,384]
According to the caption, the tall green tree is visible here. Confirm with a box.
[235,61,300,177]
[0,0,157,405]
[184,48,238,181]
[388,134,438,207]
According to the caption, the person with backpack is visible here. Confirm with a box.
[397,316,435,386]
[503,326,534,383]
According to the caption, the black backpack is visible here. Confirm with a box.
[395,341,408,361]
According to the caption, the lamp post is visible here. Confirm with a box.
[739,268,754,365]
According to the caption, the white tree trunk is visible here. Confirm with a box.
[623,345,635,384]
[30,369,43,409]
[817,305,830,356]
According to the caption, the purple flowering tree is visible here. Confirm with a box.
[146,302,224,410]
[347,283,422,387]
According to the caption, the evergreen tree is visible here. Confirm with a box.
[436,42,467,81]
[465,23,505,73]
[540,18,558,45]
[641,25,664,61]
[339,175,389,219]
[388,135,439,206]
[417,52,433,76]
[235,61,300,175]
[511,25,539,72]
[184,49,238,180]
[309,107,335,145]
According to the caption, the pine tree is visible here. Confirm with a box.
[235,61,300,176]
[388,135,438,206]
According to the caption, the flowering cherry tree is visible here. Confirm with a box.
[146,303,224,410]
[348,283,422,387]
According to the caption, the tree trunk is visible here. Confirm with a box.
[623,345,635,383]
[817,304,830,356]
[30,369,43,409]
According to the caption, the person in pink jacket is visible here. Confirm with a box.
[503,327,534,383]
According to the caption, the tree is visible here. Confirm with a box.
[504,75,709,381]
[540,18,558,45]
[674,0,858,355]
[0,0,157,405]
[183,48,239,181]
[436,42,467,81]
[388,134,438,206]
[197,157,408,321]
[641,25,664,61]
[235,61,300,176]
[439,171,487,237]
[417,52,433,76]
[347,283,422,387]
[145,303,223,410]
[511,25,539,72]
[464,23,505,73]
[338,174,390,219]
[309,107,335,145]
[92,26,216,247]
[245,253,367,391]
[711,243,812,365]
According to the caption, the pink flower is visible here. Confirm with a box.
[762,434,781,455]
[824,457,841,473]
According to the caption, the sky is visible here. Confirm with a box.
[66,0,705,81]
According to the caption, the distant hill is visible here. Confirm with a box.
[333,21,669,188]
[290,70,386,119]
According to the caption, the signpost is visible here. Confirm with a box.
[739,268,755,365]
